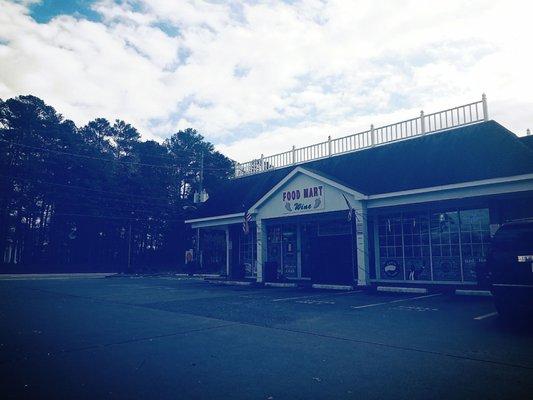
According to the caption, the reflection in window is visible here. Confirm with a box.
[378,214,404,280]
[239,223,256,277]
[431,211,461,281]
[459,209,490,282]
[377,208,490,283]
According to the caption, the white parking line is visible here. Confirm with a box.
[272,290,362,302]
[350,293,442,309]
[473,311,498,320]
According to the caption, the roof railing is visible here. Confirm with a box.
[233,94,489,178]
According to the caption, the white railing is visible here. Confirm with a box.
[234,94,489,177]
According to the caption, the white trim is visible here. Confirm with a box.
[248,166,366,213]
[367,174,533,209]
[185,173,533,226]
[368,173,533,201]
[185,212,244,224]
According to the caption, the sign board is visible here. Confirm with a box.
[281,184,325,214]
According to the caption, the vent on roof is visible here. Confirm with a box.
[233,94,489,178]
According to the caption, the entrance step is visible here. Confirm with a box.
[455,289,492,297]
[377,286,428,294]
[312,284,353,291]
[265,282,298,288]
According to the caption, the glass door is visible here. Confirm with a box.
[281,224,298,278]
[267,226,282,278]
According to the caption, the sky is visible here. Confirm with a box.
[0,0,532,163]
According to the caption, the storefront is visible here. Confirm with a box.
[374,207,490,284]
[186,115,533,288]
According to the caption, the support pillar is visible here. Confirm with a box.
[354,202,370,286]
[195,227,201,271]
[256,218,266,283]
[225,225,230,276]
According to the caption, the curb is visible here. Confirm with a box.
[208,280,253,286]
[0,273,116,281]
[312,284,353,291]
[265,282,297,288]
[377,286,428,294]
[455,289,492,297]
[175,273,222,278]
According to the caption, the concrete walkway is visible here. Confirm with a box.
[0,273,116,280]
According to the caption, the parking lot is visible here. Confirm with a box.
[0,276,532,399]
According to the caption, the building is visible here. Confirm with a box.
[185,96,533,288]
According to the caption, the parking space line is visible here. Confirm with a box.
[350,293,442,309]
[473,311,498,320]
[272,290,362,302]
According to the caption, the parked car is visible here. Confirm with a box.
[487,219,533,319]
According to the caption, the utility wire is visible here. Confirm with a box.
[51,212,184,223]
[0,184,186,211]
[0,196,182,216]
[0,173,181,203]
[0,138,232,171]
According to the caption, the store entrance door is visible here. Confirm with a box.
[310,234,353,284]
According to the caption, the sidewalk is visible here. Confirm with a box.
[0,273,116,280]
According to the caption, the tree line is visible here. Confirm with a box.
[0,95,234,273]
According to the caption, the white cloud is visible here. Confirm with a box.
[0,0,532,160]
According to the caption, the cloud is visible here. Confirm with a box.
[0,0,532,160]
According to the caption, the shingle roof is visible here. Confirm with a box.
[194,121,533,219]
[520,135,533,150]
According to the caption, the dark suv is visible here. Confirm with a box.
[488,219,533,319]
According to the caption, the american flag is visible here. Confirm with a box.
[341,193,355,222]
[242,210,252,235]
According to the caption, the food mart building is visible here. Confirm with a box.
[186,104,533,288]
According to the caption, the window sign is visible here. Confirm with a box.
[282,185,325,213]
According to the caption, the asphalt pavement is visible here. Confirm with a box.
[0,275,532,399]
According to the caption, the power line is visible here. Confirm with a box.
[51,212,183,223]
[0,138,232,171]
[0,183,188,211]
[0,189,179,211]
[8,154,231,173]
[0,195,181,216]
[0,172,180,203]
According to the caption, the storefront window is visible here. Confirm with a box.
[239,223,256,277]
[378,214,404,280]
[377,208,490,283]
[201,229,227,274]
[403,212,431,281]
[431,211,461,281]
[459,209,490,282]
[267,226,282,277]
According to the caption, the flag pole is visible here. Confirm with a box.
[341,193,358,285]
